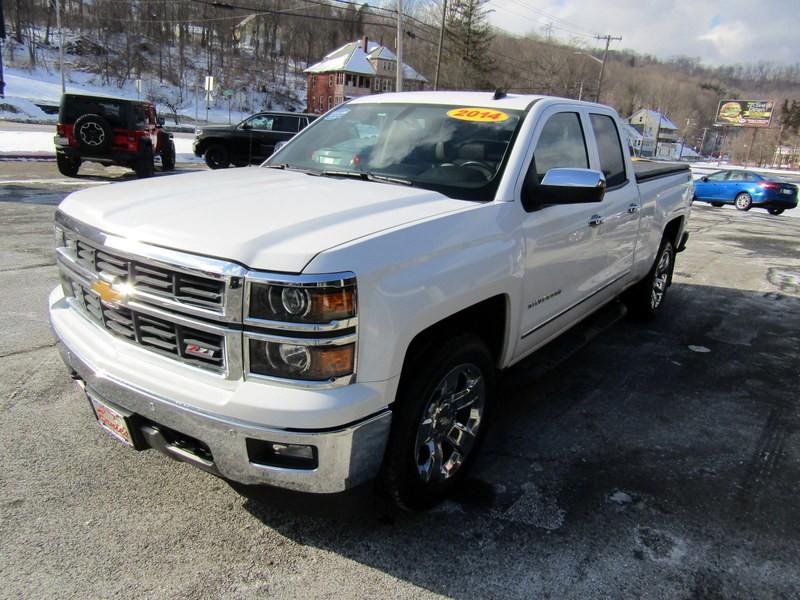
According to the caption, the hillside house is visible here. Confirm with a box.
[628,109,680,158]
[304,37,426,114]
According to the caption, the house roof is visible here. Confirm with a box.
[630,109,679,130]
[620,122,643,141]
[304,40,427,82]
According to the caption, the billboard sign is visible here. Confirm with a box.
[715,100,774,127]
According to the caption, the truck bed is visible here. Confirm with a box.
[633,159,690,183]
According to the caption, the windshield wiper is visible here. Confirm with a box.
[318,170,413,186]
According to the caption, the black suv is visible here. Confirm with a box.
[54,93,176,178]
[193,111,316,169]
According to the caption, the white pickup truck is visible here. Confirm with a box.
[50,92,692,509]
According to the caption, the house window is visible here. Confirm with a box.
[328,96,333,108]
[329,75,334,86]
[374,78,380,91]
[320,96,325,110]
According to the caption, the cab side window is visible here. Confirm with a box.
[247,115,274,130]
[589,114,627,187]
[529,112,588,183]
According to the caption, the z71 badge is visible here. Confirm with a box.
[185,343,216,359]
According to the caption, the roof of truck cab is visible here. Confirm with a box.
[347,91,611,112]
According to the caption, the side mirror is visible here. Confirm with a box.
[523,168,606,211]
[241,123,252,130]
[700,176,708,182]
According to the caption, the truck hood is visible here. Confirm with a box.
[58,167,474,272]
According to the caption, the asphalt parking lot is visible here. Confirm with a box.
[1,163,799,599]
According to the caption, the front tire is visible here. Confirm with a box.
[734,192,752,211]
[56,154,81,177]
[380,334,495,510]
[624,238,675,320]
[767,208,784,216]
[204,144,230,169]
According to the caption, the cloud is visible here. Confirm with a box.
[486,0,798,66]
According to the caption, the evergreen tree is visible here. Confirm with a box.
[446,0,495,89]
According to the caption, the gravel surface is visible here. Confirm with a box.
[1,166,799,599]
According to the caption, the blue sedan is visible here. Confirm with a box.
[693,170,798,215]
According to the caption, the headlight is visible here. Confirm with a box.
[247,281,355,324]
[245,274,357,385]
[248,338,355,382]
[195,128,203,136]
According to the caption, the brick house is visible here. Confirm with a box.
[305,37,426,114]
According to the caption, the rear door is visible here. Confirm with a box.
[586,112,641,287]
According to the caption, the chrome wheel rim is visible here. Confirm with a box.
[735,194,750,209]
[414,363,485,484]
[651,249,672,309]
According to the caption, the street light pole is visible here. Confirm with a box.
[56,0,65,93]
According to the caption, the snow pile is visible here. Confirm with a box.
[0,96,57,123]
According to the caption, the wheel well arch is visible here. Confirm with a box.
[398,295,509,383]
[663,216,684,248]
[196,138,227,155]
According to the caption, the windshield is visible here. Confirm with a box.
[264,102,525,201]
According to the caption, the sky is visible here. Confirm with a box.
[485,0,799,66]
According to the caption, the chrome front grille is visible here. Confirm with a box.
[70,280,226,371]
[73,237,225,310]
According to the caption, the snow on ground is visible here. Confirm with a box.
[0,129,201,163]
[0,96,56,123]
[2,63,307,126]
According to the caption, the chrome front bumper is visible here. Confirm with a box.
[54,333,392,494]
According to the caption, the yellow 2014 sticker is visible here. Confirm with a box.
[447,107,509,123]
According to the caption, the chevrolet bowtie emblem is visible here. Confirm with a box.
[90,280,124,305]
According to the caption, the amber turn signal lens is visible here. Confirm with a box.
[306,344,355,379]
[310,288,355,322]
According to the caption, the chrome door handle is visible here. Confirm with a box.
[627,203,641,214]
[588,215,605,226]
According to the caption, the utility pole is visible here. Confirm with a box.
[576,80,584,101]
[433,0,447,91]
[56,0,65,93]
[593,33,621,102]
[543,22,553,42]
[0,0,6,98]
[395,0,403,92]
[743,127,757,167]
[698,127,709,155]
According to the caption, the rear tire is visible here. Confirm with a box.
[767,208,784,216]
[134,145,155,178]
[624,238,675,321]
[161,139,176,171]
[56,154,81,177]
[204,144,229,169]
[734,192,752,211]
[380,334,495,511]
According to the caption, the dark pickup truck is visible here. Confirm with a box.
[193,111,316,169]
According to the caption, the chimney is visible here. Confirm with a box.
[362,36,369,52]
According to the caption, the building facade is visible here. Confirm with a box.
[628,109,680,158]
[305,37,426,114]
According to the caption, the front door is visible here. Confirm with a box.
[515,109,610,358]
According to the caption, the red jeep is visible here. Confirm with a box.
[54,93,176,178]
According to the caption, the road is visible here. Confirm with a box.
[1,162,799,599]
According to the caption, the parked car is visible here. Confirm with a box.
[193,111,316,169]
[54,93,175,178]
[693,169,798,215]
[51,92,692,509]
